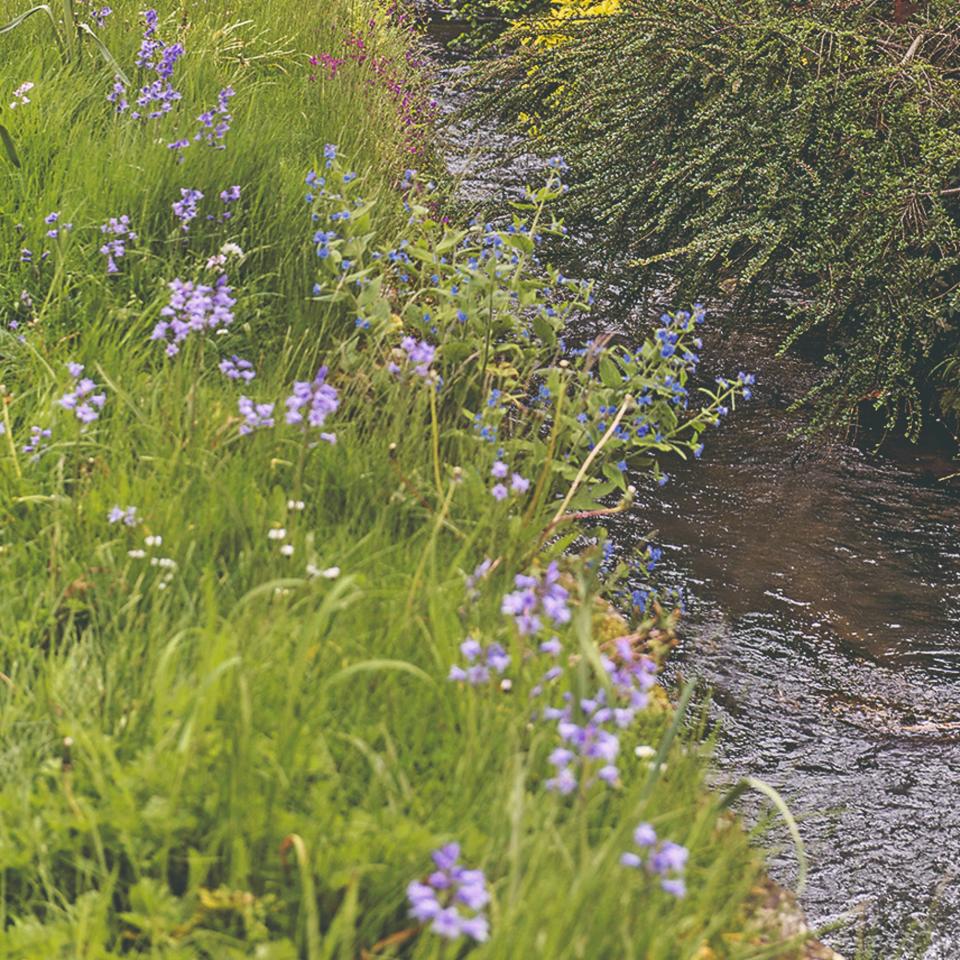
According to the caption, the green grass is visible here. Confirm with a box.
[0,1,806,957]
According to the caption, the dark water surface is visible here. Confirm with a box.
[429,30,960,956]
[616,318,960,957]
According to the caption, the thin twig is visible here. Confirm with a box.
[544,394,634,536]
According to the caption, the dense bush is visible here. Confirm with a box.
[484,0,960,437]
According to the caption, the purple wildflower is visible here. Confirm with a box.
[150,275,236,356]
[284,366,339,439]
[237,396,274,434]
[406,845,490,942]
[44,212,71,240]
[620,823,688,898]
[634,823,657,847]
[127,11,183,121]
[448,637,511,685]
[195,86,235,148]
[99,215,136,273]
[510,472,530,493]
[108,505,139,526]
[400,336,436,378]
[501,561,570,637]
[465,558,492,598]
[107,75,128,113]
[22,425,50,460]
[59,363,106,424]
[219,355,255,382]
[172,188,203,231]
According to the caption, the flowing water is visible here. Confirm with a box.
[428,26,960,956]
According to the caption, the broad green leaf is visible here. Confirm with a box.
[598,354,621,388]
[0,124,20,168]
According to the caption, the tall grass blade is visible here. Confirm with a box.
[0,5,61,53]
[719,775,808,895]
[61,0,76,60]
[639,677,697,798]
[323,658,437,690]
[77,22,129,85]
[0,124,21,168]
[283,834,321,960]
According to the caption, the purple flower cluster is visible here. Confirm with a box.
[108,505,139,526]
[406,844,490,942]
[195,86,234,147]
[122,9,184,121]
[544,688,622,794]
[605,643,657,715]
[107,75,128,113]
[219,185,241,220]
[402,336,435,377]
[490,458,530,501]
[150,275,236,356]
[59,362,106,424]
[338,21,439,157]
[44,212,72,240]
[100,215,136,274]
[620,823,689,899]
[22,425,50,460]
[238,396,275,434]
[540,640,658,794]
[388,336,435,379]
[172,188,203,231]
[448,637,510,685]
[501,561,570,636]
[284,366,339,442]
[464,557,493,601]
[219,355,255,382]
[308,53,345,80]
[90,6,112,28]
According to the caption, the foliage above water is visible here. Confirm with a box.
[484,0,960,439]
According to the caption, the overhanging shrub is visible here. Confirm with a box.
[485,0,960,437]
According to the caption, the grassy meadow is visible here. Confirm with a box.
[0,1,801,957]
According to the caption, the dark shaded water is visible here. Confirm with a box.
[429,30,960,956]
[616,317,960,957]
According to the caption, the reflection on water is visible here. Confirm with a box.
[431,31,960,956]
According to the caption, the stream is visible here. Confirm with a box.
[427,24,960,957]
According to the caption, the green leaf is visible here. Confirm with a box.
[602,461,627,491]
[532,310,557,347]
[598,354,621,388]
[0,124,20,168]
[442,341,475,365]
